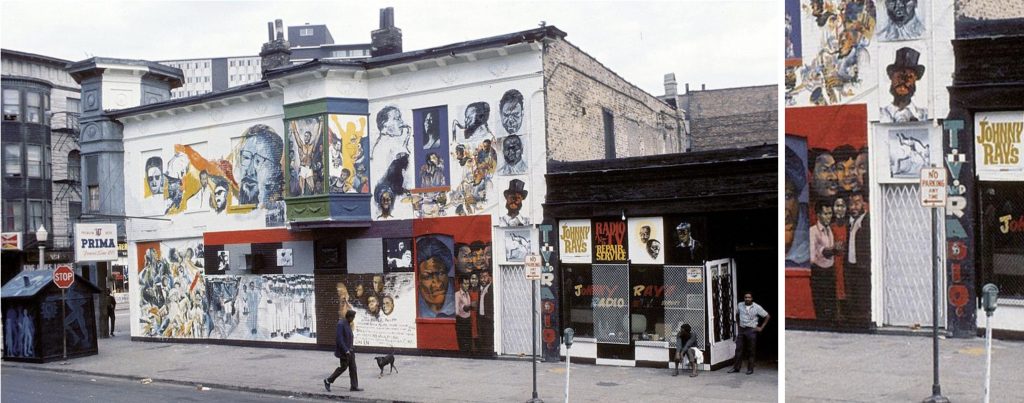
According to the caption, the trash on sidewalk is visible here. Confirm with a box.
[140,378,152,384]
[196,384,211,391]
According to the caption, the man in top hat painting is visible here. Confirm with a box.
[499,179,530,227]
[881,47,928,123]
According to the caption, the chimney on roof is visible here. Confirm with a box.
[685,83,690,94]
[260,19,292,78]
[664,73,678,97]
[371,7,403,57]
[701,84,706,91]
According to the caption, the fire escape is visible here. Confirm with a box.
[50,111,81,249]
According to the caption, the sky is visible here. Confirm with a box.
[1,0,779,97]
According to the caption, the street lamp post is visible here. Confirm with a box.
[36,225,48,271]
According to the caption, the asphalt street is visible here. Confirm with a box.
[0,366,326,403]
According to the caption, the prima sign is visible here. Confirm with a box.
[74,223,118,262]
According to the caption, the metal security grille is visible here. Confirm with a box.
[593,264,629,344]
[710,262,735,342]
[882,184,945,327]
[665,265,706,349]
[500,264,534,356]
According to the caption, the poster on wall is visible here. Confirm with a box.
[885,125,931,180]
[287,116,325,197]
[277,249,293,267]
[341,272,417,348]
[664,216,708,266]
[877,0,927,42]
[75,223,118,262]
[627,217,665,265]
[327,114,369,194]
[414,234,456,319]
[559,219,592,264]
[413,106,450,189]
[974,111,1024,180]
[383,238,413,272]
[503,228,531,263]
[593,219,627,263]
[784,0,801,66]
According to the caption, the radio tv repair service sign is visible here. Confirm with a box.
[75,223,118,262]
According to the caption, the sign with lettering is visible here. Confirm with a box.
[1,232,22,251]
[74,223,118,262]
[974,111,1024,180]
[593,220,627,263]
[558,219,592,264]
[919,167,946,208]
[627,217,665,265]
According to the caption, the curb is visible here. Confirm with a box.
[2,363,399,402]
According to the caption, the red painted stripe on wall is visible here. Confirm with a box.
[203,228,315,245]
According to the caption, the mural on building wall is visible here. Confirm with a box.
[880,47,928,123]
[877,0,925,41]
[141,125,286,226]
[499,89,525,137]
[503,229,531,262]
[786,105,872,328]
[786,0,803,66]
[448,138,496,217]
[414,106,450,189]
[328,114,369,194]
[371,105,413,219]
[785,136,811,269]
[288,116,325,196]
[136,240,316,342]
[415,235,456,319]
[137,240,208,338]
[413,215,493,353]
[887,127,930,178]
[628,217,665,265]
[943,119,976,336]
[787,0,877,106]
[384,238,413,272]
[453,102,493,143]
[497,134,528,176]
[332,273,417,348]
[144,156,164,198]
[498,178,530,226]
[3,306,36,358]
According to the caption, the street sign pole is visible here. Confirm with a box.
[62,287,68,362]
[53,265,75,364]
[920,166,948,403]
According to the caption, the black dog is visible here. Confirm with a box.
[375,353,397,378]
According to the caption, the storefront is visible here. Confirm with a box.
[543,145,777,368]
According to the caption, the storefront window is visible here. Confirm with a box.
[981,182,1024,298]
[561,265,594,338]
[629,265,666,342]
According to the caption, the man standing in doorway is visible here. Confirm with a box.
[728,292,769,375]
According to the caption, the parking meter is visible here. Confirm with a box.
[982,283,999,317]
[564,328,574,348]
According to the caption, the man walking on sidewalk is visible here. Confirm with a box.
[324,310,362,392]
[728,292,769,375]
[106,289,117,336]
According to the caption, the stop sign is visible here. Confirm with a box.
[53,265,75,289]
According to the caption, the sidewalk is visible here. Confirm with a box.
[4,336,777,402]
[786,330,1024,402]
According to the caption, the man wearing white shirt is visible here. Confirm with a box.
[810,202,839,322]
[728,292,770,375]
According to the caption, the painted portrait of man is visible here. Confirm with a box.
[497,134,527,176]
[237,124,284,206]
[499,89,524,136]
[878,0,925,41]
[145,156,164,197]
[880,47,928,123]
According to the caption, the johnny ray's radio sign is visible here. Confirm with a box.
[75,223,118,262]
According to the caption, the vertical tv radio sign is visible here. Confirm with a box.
[75,223,118,262]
